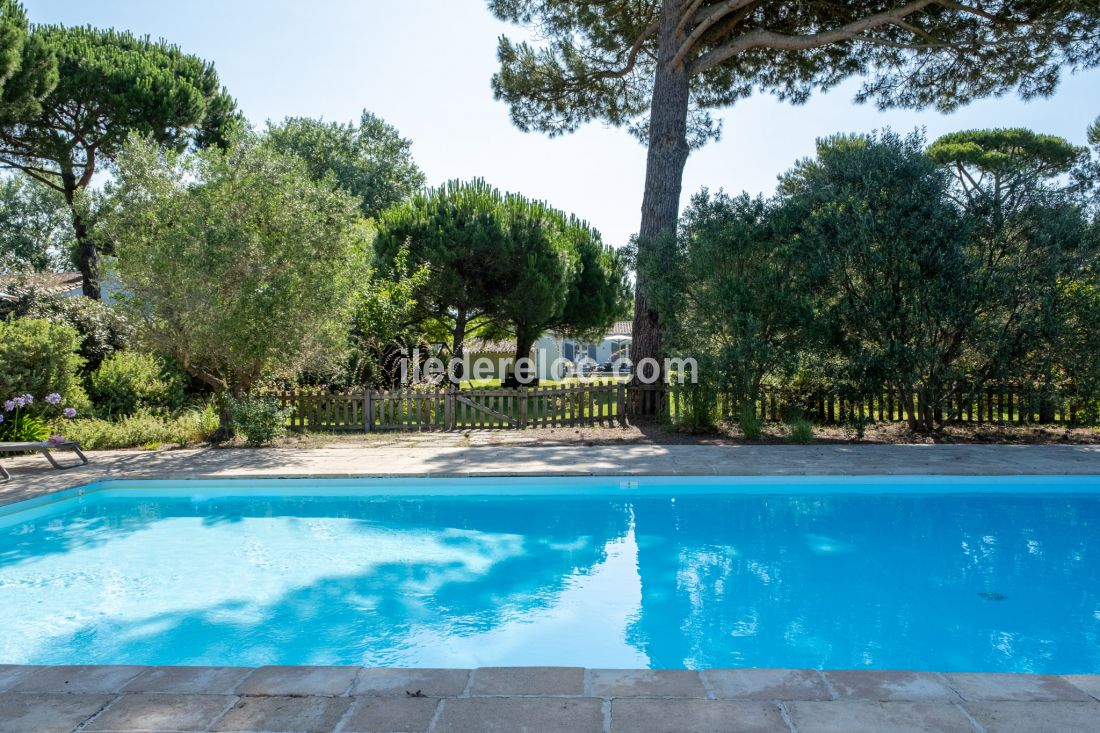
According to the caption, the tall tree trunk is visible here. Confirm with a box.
[506,327,537,387]
[450,309,468,383]
[630,0,691,413]
[61,172,100,299]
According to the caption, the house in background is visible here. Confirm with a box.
[463,320,632,382]
[0,271,84,301]
[0,266,121,305]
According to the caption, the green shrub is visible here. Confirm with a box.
[788,418,815,444]
[227,394,292,446]
[674,383,717,433]
[90,351,185,417]
[0,414,48,442]
[0,278,132,370]
[738,402,763,440]
[61,404,218,450]
[0,318,88,409]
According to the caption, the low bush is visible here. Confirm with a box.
[227,394,292,446]
[738,403,763,440]
[787,418,815,444]
[90,351,186,418]
[61,404,218,450]
[673,383,718,433]
[0,318,89,409]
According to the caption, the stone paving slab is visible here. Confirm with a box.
[340,696,441,733]
[788,700,976,733]
[1063,673,1100,701]
[210,695,352,732]
[609,698,788,732]
[1,666,1100,732]
[962,700,1100,732]
[119,666,252,695]
[351,668,470,698]
[0,693,114,733]
[944,672,1094,702]
[83,693,236,732]
[468,666,585,696]
[824,670,961,701]
[434,696,604,732]
[704,667,833,700]
[234,665,359,697]
[588,668,708,698]
[6,665,144,694]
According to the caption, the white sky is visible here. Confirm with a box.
[25,0,1100,246]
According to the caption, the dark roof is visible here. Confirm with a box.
[610,320,632,336]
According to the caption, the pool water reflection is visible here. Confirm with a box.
[0,479,1098,671]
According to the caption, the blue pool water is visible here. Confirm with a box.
[1,476,1098,672]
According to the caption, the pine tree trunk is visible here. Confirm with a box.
[61,171,100,300]
[630,0,691,413]
[450,309,468,383]
[506,328,537,387]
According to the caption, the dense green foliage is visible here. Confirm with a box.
[0,21,237,297]
[0,173,72,271]
[101,133,368,434]
[654,128,1100,432]
[0,0,56,126]
[90,351,185,418]
[0,316,86,407]
[266,111,425,219]
[641,190,808,408]
[347,242,430,388]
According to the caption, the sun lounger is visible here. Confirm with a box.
[0,441,88,481]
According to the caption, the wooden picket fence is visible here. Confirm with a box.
[655,383,1094,426]
[275,381,1094,432]
[275,381,627,432]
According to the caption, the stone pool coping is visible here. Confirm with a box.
[1,665,1099,732]
[3,443,1099,510]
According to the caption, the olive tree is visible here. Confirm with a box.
[101,134,368,437]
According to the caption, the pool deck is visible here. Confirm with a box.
[1,665,1099,732]
[2,442,1100,508]
[3,443,1100,731]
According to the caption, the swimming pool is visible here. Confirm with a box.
[1,475,1098,672]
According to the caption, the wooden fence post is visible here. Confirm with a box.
[518,387,528,429]
[363,388,372,432]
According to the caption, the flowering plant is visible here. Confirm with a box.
[0,392,78,442]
